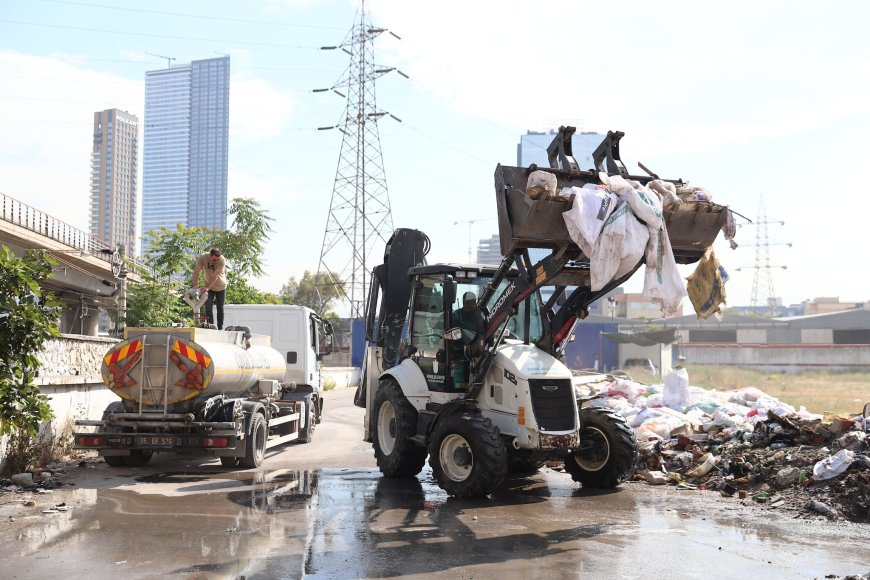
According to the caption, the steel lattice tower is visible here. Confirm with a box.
[315,1,403,318]
[745,196,789,315]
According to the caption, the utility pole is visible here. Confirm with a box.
[453,218,490,262]
[735,195,790,316]
[146,52,175,68]
[315,0,407,318]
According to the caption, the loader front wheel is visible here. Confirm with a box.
[428,413,507,498]
[373,378,426,477]
[240,414,267,469]
[565,407,638,488]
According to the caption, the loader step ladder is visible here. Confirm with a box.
[136,333,172,416]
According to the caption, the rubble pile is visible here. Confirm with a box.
[576,373,870,522]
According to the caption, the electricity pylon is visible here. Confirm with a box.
[315,0,406,318]
[735,195,790,315]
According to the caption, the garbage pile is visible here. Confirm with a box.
[575,372,870,522]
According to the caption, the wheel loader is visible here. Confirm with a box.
[355,127,730,497]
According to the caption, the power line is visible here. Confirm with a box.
[41,0,346,30]
[0,18,320,49]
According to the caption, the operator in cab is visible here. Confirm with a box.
[452,291,478,333]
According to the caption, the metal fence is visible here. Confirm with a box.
[0,191,150,274]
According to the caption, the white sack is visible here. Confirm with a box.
[561,185,618,256]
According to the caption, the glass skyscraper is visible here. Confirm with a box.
[89,108,138,253]
[517,129,604,171]
[142,56,229,253]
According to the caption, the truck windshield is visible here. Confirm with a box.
[454,277,543,343]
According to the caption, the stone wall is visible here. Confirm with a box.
[0,335,118,473]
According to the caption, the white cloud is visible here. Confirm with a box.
[230,76,300,145]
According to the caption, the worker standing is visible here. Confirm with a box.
[192,247,227,329]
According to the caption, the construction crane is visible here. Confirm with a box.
[146,52,175,68]
[453,218,492,263]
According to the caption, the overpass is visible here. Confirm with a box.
[0,191,150,335]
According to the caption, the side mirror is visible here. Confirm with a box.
[443,327,463,341]
[443,278,457,306]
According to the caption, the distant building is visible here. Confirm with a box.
[89,109,138,253]
[142,56,229,253]
[517,129,605,169]
[476,234,501,265]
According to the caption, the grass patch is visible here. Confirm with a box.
[323,378,337,391]
[686,364,870,416]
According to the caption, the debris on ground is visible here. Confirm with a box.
[575,372,870,522]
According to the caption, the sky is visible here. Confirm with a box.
[1,0,869,313]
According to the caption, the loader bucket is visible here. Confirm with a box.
[494,164,727,265]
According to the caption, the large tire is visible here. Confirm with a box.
[506,448,545,475]
[240,414,267,469]
[565,407,638,488]
[103,455,127,467]
[428,413,507,498]
[125,450,153,467]
[298,398,316,444]
[372,378,427,478]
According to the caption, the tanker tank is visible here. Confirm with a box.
[102,327,286,407]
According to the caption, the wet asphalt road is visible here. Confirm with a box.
[2,387,869,579]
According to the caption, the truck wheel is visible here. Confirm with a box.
[298,398,316,443]
[220,457,240,468]
[372,378,426,477]
[103,455,127,467]
[564,407,638,488]
[125,450,153,467]
[240,414,267,469]
[506,448,545,475]
[428,413,507,498]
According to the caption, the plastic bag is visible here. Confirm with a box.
[561,185,618,256]
[812,449,855,481]
[662,367,690,410]
[526,170,557,200]
[686,246,727,319]
[643,221,687,317]
[589,201,649,291]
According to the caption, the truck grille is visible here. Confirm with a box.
[528,379,575,431]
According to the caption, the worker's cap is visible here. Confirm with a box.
[462,291,477,303]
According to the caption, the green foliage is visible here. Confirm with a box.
[225,271,279,305]
[124,274,188,328]
[0,247,59,436]
[133,198,276,324]
[280,270,344,315]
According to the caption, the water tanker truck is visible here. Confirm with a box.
[74,306,334,468]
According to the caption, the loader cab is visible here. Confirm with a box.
[406,264,544,392]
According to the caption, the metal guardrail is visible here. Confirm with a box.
[0,191,151,275]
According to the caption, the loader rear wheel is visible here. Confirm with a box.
[428,413,507,498]
[565,407,638,488]
[240,414,267,469]
[103,455,127,467]
[506,448,545,475]
[125,450,153,467]
[373,378,426,478]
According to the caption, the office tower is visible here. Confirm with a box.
[89,109,139,252]
[476,234,502,265]
[142,56,229,252]
[517,129,605,170]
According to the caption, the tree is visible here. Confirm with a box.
[280,270,344,315]
[131,198,276,325]
[0,247,59,436]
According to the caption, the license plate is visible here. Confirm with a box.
[136,435,177,447]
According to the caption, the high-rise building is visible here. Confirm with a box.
[476,234,502,265]
[89,108,139,252]
[517,129,605,170]
[142,56,229,252]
